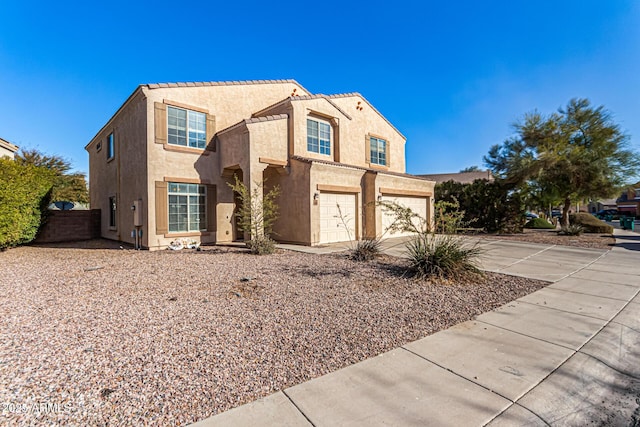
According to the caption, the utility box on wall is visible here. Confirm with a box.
[133,199,143,227]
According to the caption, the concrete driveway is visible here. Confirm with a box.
[193,231,640,426]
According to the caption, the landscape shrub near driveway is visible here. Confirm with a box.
[0,245,546,426]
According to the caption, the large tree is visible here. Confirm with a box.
[15,149,89,205]
[485,98,640,227]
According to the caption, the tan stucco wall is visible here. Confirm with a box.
[307,161,367,245]
[144,83,307,133]
[87,89,148,245]
[269,160,311,244]
[330,95,406,173]
[286,95,406,173]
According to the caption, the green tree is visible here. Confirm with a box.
[15,149,88,204]
[485,98,640,227]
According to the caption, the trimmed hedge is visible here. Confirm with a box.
[524,218,556,229]
[569,212,614,234]
[0,158,55,250]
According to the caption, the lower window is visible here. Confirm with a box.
[108,196,117,228]
[168,183,206,232]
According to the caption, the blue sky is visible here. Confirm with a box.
[1,1,639,177]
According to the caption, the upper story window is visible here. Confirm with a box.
[307,118,331,155]
[168,182,206,233]
[107,133,115,160]
[370,136,387,166]
[168,106,206,149]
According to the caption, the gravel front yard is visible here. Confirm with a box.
[1,244,546,426]
[481,228,615,250]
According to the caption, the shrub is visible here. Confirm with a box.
[524,218,556,229]
[559,224,584,236]
[351,238,382,261]
[569,212,614,234]
[406,233,482,280]
[436,179,524,233]
[246,235,276,255]
[0,158,55,250]
[433,199,468,234]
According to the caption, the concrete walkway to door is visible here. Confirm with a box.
[191,230,640,426]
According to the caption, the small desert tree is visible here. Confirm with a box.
[485,98,640,228]
[228,176,280,255]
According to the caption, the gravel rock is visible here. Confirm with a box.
[484,228,614,249]
[0,245,547,426]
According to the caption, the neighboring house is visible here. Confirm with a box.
[616,182,640,217]
[85,80,435,249]
[417,170,493,184]
[588,198,617,213]
[0,137,19,159]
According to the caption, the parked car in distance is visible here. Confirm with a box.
[525,211,539,219]
[551,210,562,218]
[594,209,619,220]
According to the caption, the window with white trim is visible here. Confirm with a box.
[307,118,331,155]
[370,136,387,166]
[168,183,206,232]
[168,106,206,149]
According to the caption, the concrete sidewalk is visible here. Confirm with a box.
[192,231,640,426]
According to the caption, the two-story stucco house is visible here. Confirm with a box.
[0,137,19,159]
[85,79,434,249]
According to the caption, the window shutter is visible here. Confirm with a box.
[365,135,371,164]
[207,185,217,232]
[155,181,168,234]
[386,140,390,168]
[154,102,167,145]
[206,114,216,151]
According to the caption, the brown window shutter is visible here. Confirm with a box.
[206,114,216,151]
[155,181,168,234]
[365,135,371,164]
[154,102,167,145]
[386,140,390,168]
[207,185,217,232]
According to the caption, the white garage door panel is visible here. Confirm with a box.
[381,195,428,237]
[319,193,356,244]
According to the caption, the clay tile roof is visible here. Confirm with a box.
[291,156,433,181]
[216,114,289,135]
[145,79,304,90]
[417,171,494,184]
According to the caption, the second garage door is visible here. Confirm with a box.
[319,192,357,244]
[381,195,428,237]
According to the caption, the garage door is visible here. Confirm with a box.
[319,192,357,244]
[381,195,428,237]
